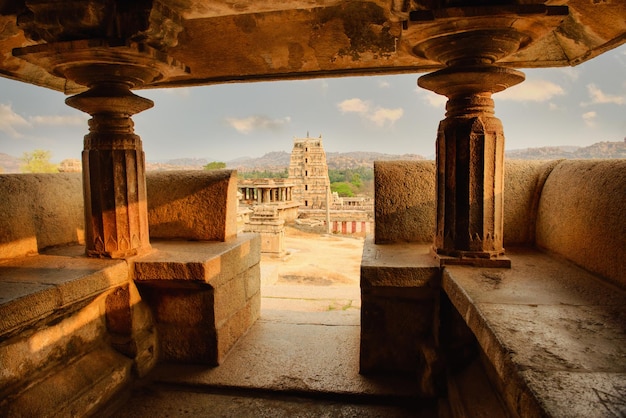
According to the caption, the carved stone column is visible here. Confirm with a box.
[13,1,187,258]
[406,5,568,267]
[419,65,523,267]
[14,40,188,258]
[64,67,156,258]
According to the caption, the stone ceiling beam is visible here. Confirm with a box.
[1,1,623,91]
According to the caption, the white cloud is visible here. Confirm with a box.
[337,98,370,114]
[337,98,403,126]
[378,80,391,88]
[497,79,565,102]
[582,111,597,127]
[225,115,291,134]
[581,84,625,106]
[548,102,559,111]
[370,107,403,127]
[417,89,447,108]
[29,115,87,126]
[0,103,29,137]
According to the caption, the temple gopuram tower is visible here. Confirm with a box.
[288,135,330,210]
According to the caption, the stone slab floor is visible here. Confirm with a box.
[108,230,436,417]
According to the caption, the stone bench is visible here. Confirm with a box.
[0,170,261,416]
[361,159,626,415]
[443,248,626,417]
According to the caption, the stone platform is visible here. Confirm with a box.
[108,290,437,417]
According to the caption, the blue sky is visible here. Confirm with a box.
[1,43,625,163]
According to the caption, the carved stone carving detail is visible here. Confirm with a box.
[18,0,183,51]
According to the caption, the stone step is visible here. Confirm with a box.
[109,383,437,418]
[3,347,133,417]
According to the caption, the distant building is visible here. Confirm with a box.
[237,178,299,223]
[58,159,82,172]
[288,134,330,209]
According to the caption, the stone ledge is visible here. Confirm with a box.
[0,245,129,339]
[442,247,626,418]
[361,239,440,289]
[2,346,133,417]
[134,234,260,289]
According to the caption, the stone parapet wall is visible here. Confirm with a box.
[0,173,84,258]
[502,160,562,245]
[372,158,626,293]
[0,170,239,259]
[146,170,238,241]
[536,160,626,289]
[374,161,436,244]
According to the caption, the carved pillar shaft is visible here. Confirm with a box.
[67,81,154,258]
[419,65,524,267]
[435,94,504,257]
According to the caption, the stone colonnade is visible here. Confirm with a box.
[13,4,567,267]
[331,221,371,235]
[239,184,294,205]
[16,50,519,263]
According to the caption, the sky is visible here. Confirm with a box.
[1,43,625,163]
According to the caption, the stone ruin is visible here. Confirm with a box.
[0,1,625,416]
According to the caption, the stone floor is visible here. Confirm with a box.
[108,293,436,417]
[107,232,437,417]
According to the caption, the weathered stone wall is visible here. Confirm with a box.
[374,160,562,246]
[503,160,562,245]
[536,160,626,288]
[146,170,238,241]
[0,253,157,417]
[0,170,239,259]
[133,235,261,365]
[374,161,436,244]
[0,173,84,258]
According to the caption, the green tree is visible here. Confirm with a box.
[20,149,58,173]
[350,173,363,189]
[331,182,355,197]
[203,161,226,170]
[240,169,288,179]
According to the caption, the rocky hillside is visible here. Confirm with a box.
[226,151,425,172]
[3,140,624,173]
[506,140,626,160]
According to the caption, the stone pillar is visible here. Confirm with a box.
[65,74,155,258]
[404,5,568,267]
[14,40,188,259]
[419,66,523,267]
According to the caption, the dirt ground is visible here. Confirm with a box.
[260,226,364,313]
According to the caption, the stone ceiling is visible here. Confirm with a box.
[0,0,625,93]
